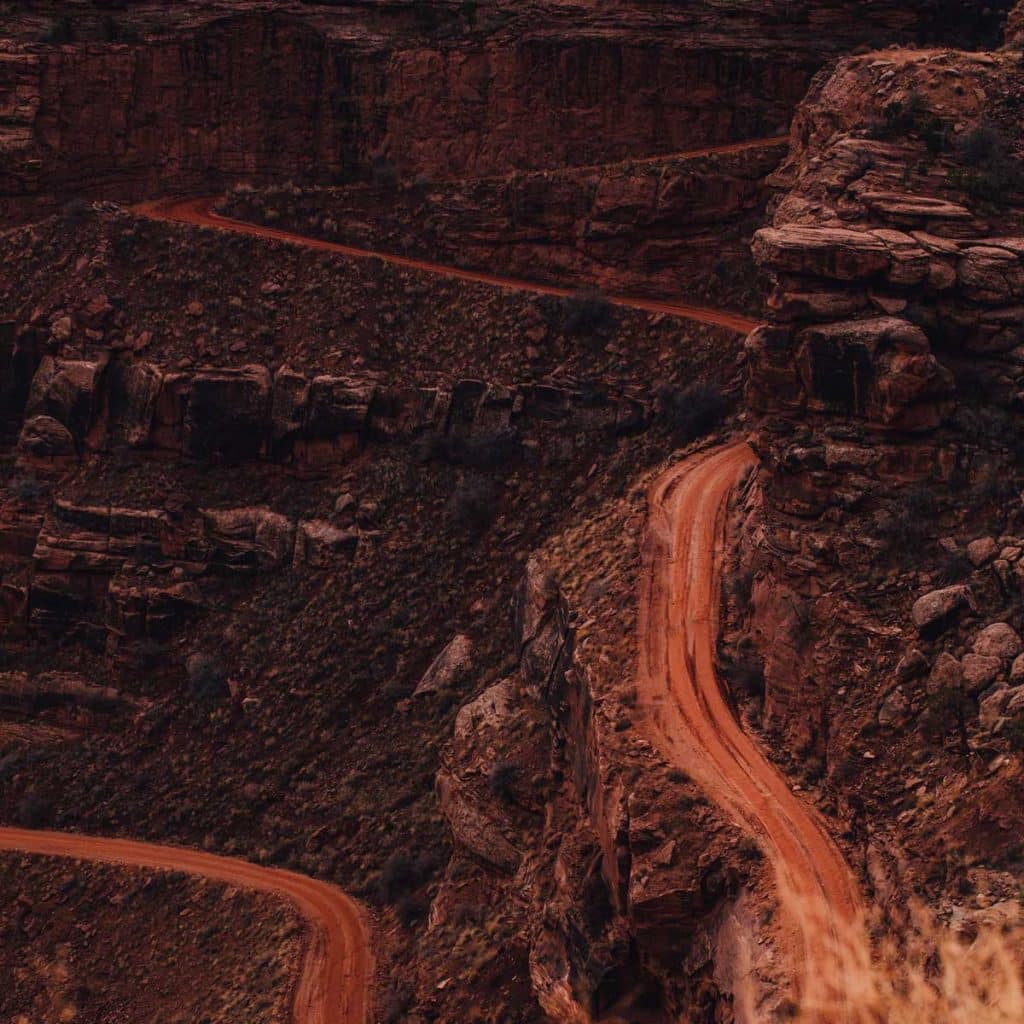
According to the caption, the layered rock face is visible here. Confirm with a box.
[220,140,786,311]
[735,46,1024,884]
[0,348,647,653]
[1,0,1013,223]
[436,554,754,1021]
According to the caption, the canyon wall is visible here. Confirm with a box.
[733,47,1024,886]
[1,1,1014,223]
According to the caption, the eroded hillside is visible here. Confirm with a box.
[1,1,1024,1023]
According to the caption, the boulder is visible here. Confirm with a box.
[436,769,520,872]
[895,649,929,681]
[958,246,1024,303]
[1010,653,1024,686]
[793,318,952,429]
[926,652,964,695]
[454,679,516,744]
[980,686,1011,730]
[878,685,911,728]
[514,556,568,698]
[18,415,76,458]
[1006,687,1024,717]
[912,585,972,635]
[270,366,309,451]
[24,356,105,443]
[752,225,891,281]
[106,359,162,446]
[306,376,374,439]
[414,634,473,697]
[743,326,805,412]
[292,520,360,568]
[962,653,1002,695]
[106,571,204,641]
[202,507,296,570]
[972,623,1023,662]
[967,536,999,567]
[184,365,271,460]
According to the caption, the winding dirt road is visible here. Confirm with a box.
[638,444,863,1021]
[0,828,372,1024]
[132,136,783,336]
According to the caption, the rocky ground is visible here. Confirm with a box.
[3,1,1024,1022]
[0,853,301,1024]
[215,141,787,316]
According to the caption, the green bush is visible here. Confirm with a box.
[186,653,229,705]
[948,124,1024,204]
[658,382,729,443]
[39,17,74,44]
[559,289,617,336]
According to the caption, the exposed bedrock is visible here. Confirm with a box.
[1,1,1014,222]
[437,556,761,1020]
[219,141,787,312]
[11,352,647,468]
[740,47,1024,771]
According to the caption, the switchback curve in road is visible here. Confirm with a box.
[133,135,783,337]
[0,828,372,1024]
[638,444,864,1021]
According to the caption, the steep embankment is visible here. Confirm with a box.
[639,444,863,1018]
[0,828,372,1024]
[134,195,763,334]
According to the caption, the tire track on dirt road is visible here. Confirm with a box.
[637,443,863,1021]
[0,828,372,1024]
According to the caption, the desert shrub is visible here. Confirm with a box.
[39,16,74,44]
[723,639,765,699]
[380,982,415,1024]
[878,485,937,552]
[396,894,428,927]
[934,550,973,587]
[921,684,973,755]
[375,848,442,904]
[658,382,729,443]
[61,197,94,223]
[414,430,519,469]
[737,836,764,863]
[487,760,520,800]
[948,124,1024,204]
[868,91,927,139]
[371,157,400,190]
[559,288,617,336]
[446,477,499,534]
[8,476,49,502]
[376,853,415,901]
[869,91,948,154]
[134,638,169,671]
[186,652,229,705]
[16,791,53,828]
[1003,714,1024,752]
[100,16,142,43]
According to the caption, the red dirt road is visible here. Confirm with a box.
[132,138,781,336]
[0,828,372,1024]
[638,444,863,1020]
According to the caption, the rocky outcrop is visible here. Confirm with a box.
[0,496,365,643]
[220,141,787,312]
[2,3,1011,223]
[439,555,749,1020]
[0,670,142,716]
[413,634,473,698]
[14,353,647,469]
